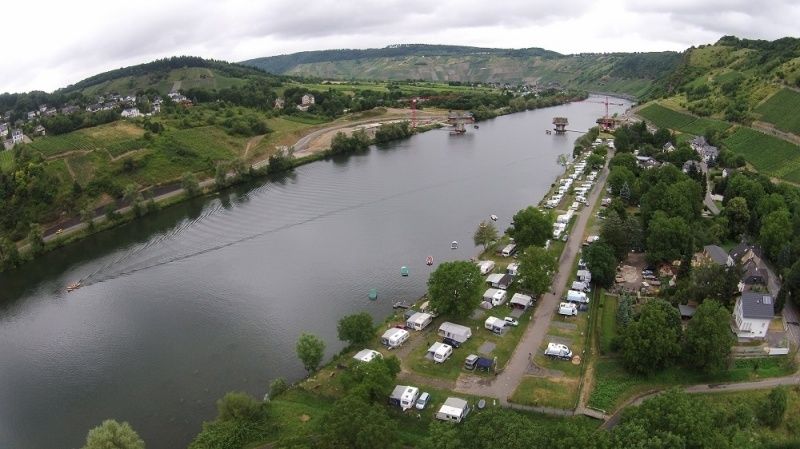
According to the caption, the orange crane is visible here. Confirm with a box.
[583,96,625,130]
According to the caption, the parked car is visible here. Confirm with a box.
[442,337,461,348]
[503,317,519,327]
[415,392,430,410]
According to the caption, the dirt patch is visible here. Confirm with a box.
[524,360,565,378]
[299,414,310,422]
[478,342,496,355]
[552,321,578,330]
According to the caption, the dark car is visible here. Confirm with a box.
[442,337,461,348]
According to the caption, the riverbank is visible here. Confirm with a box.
[6,93,589,274]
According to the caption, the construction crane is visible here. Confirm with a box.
[583,96,625,130]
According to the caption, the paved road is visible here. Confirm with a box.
[454,153,613,403]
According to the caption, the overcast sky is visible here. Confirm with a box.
[3,0,799,93]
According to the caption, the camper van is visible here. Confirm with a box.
[558,302,578,316]
[406,312,433,331]
[353,349,383,363]
[431,343,453,363]
[501,244,517,257]
[436,397,470,423]
[544,342,573,360]
[484,316,506,334]
[566,290,589,304]
[483,288,507,307]
[381,328,410,349]
[477,260,496,275]
[389,385,420,411]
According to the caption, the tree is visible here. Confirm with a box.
[320,394,399,449]
[182,172,201,196]
[336,312,375,347]
[295,333,325,373]
[509,206,552,249]
[757,387,788,428]
[268,377,289,399]
[724,196,750,240]
[420,421,461,449]
[473,221,498,251]
[27,223,44,255]
[583,242,617,288]
[646,212,692,264]
[216,391,264,422]
[215,162,229,187]
[82,419,144,449]
[600,211,630,260]
[683,300,735,372]
[343,356,400,403]
[685,264,739,307]
[427,260,483,317]
[759,209,792,260]
[81,206,95,230]
[0,237,21,270]
[517,246,557,296]
[586,153,604,170]
[620,299,682,375]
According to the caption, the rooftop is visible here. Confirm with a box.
[739,291,774,319]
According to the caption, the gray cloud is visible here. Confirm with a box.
[1,0,798,93]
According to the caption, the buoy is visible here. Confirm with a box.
[401,266,409,276]
[426,256,433,266]
[368,288,378,300]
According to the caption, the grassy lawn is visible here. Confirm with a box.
[510,377,580,409]
[691,388,800,442]
[589,355,796,412]
[407,307,532,380]
[597,293,619,355]
[0,150,14,172]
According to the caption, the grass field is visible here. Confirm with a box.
[27,121,145,157]
[692,388,800,442]
[756,88,800,135]
[723,127,800,182]
[0,150,13,172]
[597,294,619,355]
[510,377,580,409]
[588,355,796,412]
[637,103,730,135]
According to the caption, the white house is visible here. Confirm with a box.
[11,129,24,144]
[732,291,774,339]
[0,122,9,137]
[301,93,315,106]
[436,397,470,423]
[121,108,141,118]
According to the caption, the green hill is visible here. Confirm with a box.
[242,45,681,98]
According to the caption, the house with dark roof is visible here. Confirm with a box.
[701,245,733,267]
[729,243,762,266]
[682,160,703,174]
[732,292,774,339]
[739,259,769,290]
[663,142,676,153]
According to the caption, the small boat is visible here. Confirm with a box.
[490,214,498,221]
[451,241,458,249]
[400,266,409,277]
[426,256,433,266]
[474,125,479,129]
[368,289,378,301]
[393,301,410,309]
[66,281,81,292]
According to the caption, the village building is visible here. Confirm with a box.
[274,98,285,109]
[27,111,38,120]
[698,245,733,267]
[0,122,9,137]
[60,105,81,115]
[732,291,774,339]
[11,128,24,144]
[690,136,719,163]
[34,125,46,136]
[121,108,141,118]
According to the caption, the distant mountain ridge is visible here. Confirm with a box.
[242,44,682,98]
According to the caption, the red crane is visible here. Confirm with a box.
[582,96,625,130]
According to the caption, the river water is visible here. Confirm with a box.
[0,96,630,449]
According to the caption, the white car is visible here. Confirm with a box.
[415,392,430,410]
[503,317,519,327]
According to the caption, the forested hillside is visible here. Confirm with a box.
[243,45,681,98]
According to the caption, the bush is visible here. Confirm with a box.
[268,378,289,399]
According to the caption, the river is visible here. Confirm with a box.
[0,96,630,449]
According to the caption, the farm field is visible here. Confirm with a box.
[637,103,730,135]
[755,88,800,135]
[723,127,800,182]
[27,121,145,158]
[0,150,13,172]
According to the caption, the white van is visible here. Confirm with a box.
[400,386,420,410]
[501,244,517,257]
[567,290,589,304]
[406,312,433,331]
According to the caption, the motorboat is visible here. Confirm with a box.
[451,241,458,249]
[490,214,498,221]
[426,256,433,266]
[66,281,81,292]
